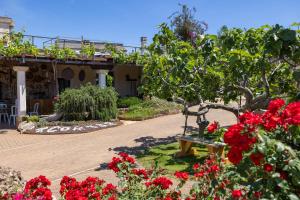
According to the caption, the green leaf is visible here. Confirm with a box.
[279,29,297,41]
[288,194,300,200]
[276,142,285,153]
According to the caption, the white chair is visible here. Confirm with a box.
[29,102,39,116]
[9,106,17,126]
[0,104,9,123]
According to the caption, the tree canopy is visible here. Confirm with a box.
[169,4,208,43]
[141,23,300,116]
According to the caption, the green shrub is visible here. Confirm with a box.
[55,84,118,121]
[117,97,142,108]
[25,115,40,123]
[119,97,182,120]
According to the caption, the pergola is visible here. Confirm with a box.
[0,55,114,123]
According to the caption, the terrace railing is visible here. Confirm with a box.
[0,32,141,56]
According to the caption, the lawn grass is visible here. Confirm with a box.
[136,142,208,173]
[118,97,182,121]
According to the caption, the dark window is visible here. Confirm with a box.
[58,78,71,94]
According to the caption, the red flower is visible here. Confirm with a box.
[193,163,200,171]
[207,121,219,133]
[239,111,262,126]
[132,169,149,179]
[263,164,273,172]
[151,177,173,190]
[231,189,242,199]
[118,152,135,164]
[254,191,262,199]
[250,152,264,166]
[174,171,189,181]
[223,123,244,146]
[31,187,52,200]
[102,183,117,195]
[108,195,117,200]
[281,101,300,126]
[108,157,122,173]
[209,165,220,173]
[195,171,205,178]
[145,181,152,187]
[279,171,288,180]
[24,175,51,193]
[267,98,285,114]
[227,147,243,165]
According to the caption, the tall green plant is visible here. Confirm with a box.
[55,84,117,121]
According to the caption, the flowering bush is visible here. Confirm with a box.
[222,99,300,199]
[1,99,299,199]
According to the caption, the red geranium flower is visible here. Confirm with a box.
[108,157,122,173]
[239,111,262,126]
[227,147,243,165]
[263,164,273,172]
[281,101,300,126]
[193,163,200,171]
[232,189,242,199]
[209,165,220,173]
[279,171,288,180]
[132,169,149,179]
[151,177,173,190]
[254,191,262,199]
[195,171,205,178]
[207,121,219,133]
[102,183,117,195]
[174,171,189,181]
[250,152,264,166]
[267,98,285,114]
[223,123,244,146]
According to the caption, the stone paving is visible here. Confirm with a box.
[0,108,236,196]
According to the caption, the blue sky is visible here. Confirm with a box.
[0,0,299,46]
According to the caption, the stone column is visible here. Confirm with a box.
[96,69,108,89]
[13,66,29,122]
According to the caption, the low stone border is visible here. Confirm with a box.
[20,121,122,135]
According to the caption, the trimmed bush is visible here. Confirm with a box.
[55,84,118,121]
[118,97,182,120]
[117,97,142,108]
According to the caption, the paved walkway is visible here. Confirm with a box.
[0,109,236,195]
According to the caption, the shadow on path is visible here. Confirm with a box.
[113,135,178,155]
[97,135,179,171]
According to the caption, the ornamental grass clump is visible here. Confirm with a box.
[55,84,117,121]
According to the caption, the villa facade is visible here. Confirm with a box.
[0,17,143,120]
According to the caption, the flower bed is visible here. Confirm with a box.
[2,99,300,199]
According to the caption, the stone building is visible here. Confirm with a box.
[0,17,143,121]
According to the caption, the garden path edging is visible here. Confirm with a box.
[21,121,123,135]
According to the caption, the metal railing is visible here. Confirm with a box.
[0,32,141,54]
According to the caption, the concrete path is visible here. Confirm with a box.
[0,109,236,195]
